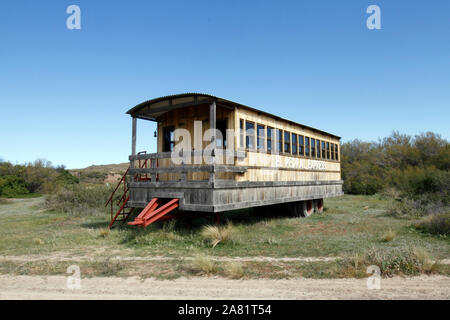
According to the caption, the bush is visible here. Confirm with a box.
[0,159,79,197]
[0,175,29,197]
[387,197,448,218]
[44,184,113,216]
[342,248,442,277]
[415,213,450,236]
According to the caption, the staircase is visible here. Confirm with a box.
[128,198,179,227]
[105,152,179,229]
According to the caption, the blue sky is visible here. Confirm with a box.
[0,0,449,169]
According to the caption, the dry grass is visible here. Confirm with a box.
[99,228,110,238]
[192,255,218,275]
[224,262,244,279]
[382,230,396,242]
[200,222,233,248]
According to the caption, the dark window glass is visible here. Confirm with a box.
[322,141,326,159]
[246,122,255,149]
[163,126,175,152]
[317,140,321,158]
[311,138,316,158]
[216,119,227,148]
[257,124,265,151]
[335,144,339,161]
[239,119,244,148]
[331,143,335,160]
[299,135,304,155]
[277,129,283,153]
[326,142,330,159]
[292,134,297,155]
[284,131,290,153]
[267,127,274,153]
[305,137,310,157]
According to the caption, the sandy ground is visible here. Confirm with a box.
[0,274,449,300]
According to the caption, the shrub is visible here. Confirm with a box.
[200,222,233,248]
[44,184,113,216]
[387,197,448,218]
[415,212,450,236]
[342,248,442,277]
[0,175,29,197]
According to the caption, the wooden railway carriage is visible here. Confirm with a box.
[107,93,343,228]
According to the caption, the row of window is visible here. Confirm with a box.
[240,119,339,161]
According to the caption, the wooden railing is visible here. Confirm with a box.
[128,151,247,183]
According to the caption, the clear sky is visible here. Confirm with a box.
[1,0,449,169]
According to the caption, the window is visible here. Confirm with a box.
[292,134,297,155]
[239,119,244,149]
[245,121,255,149]
[311,138,316,158]
[216,119,227,148]
[322,141,326,159]
[284,131,291,153]
[257,124,265,151]
[267,127,274,153]
[163,126,175,152]
[326,142,330,159]
[317,140,321,158]
[305,137,310,157]
[335,144,339,161]
[277,129,283,153]
[299,135,304,155]
[331,143,335,160]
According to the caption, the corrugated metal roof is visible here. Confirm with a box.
[126,93,340,139]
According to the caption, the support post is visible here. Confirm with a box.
[209,101,216,149]
[131,117,137,169]
[209,101,216,184]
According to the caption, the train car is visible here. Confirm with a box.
[106,93,343,228]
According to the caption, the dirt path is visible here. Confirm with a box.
[0,254,339,263]
[0,274,448,299]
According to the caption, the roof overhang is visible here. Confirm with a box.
[126,93,341,139]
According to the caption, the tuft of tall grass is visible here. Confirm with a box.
[192,255,218,275]
[200,222,233,248]
[224,262,244,279]
[381,230,396,242]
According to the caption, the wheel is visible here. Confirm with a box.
[299,200,314,217]
[315,198,324,213]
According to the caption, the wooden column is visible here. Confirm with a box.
[131,117,137,169]
[209,101,216,183]
[210,101,216,147]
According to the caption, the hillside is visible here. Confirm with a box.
[70,163,129,185]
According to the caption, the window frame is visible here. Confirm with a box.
[291,133,297,155]
[305,137,310,157]
[257,124,265,152]
[299,135,304,156]
[267,127,274,153]
[162,126,175,152]
[284,131,291,154]
[245,121,255,150]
